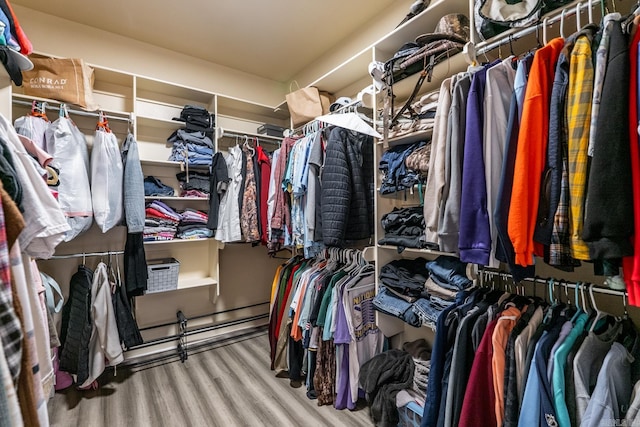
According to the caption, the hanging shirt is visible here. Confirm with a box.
[566,28,597,261]
[424,77,453,247]
[438,73,472,253]
[459,61,499,266]
[492,54,535,282]
[574,321,622,424]
[582,342,634,427]
[491,305,521,426]
[484,57,516,268]
[508,37,564,267]
[215,145,243,243]
[552,313,588,427]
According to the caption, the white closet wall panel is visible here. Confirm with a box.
[12,5,287,108]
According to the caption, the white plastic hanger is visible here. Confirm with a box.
[576,2,582,31]
[560,8,567,39]
[589,283,610,332]
[543,16,550,45]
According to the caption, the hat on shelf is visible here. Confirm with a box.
[414,13,471,46]
[329,96,353,112]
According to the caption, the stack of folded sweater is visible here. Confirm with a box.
[373,256,474,329]
[176,208,212,240]
[168,129,214,166]
[378,206,432,250]
[176,171,210,198]
[144,200,182,241]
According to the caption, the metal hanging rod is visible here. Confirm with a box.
[481,268,627,297]
[221,130,282,144]
[12,99,132,122]
[475,0,597,57]
[43,250,125,260]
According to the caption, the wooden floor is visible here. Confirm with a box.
[48,327,374,427]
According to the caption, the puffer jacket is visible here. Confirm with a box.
[321,127,374,246]
[59,265,93,383]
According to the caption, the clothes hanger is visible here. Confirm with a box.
[588,283,611,332]
[576,2,583,31]
[543,17,550,45]
[560,8,567,39]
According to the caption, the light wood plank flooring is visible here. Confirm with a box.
[48,327,374,427]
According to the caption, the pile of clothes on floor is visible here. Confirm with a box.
[373,255,474,329]
[168,105,215,166]
[378,206,434,251]
[359,338,432,426]
[144,200,181,241]
[177,208,212,239]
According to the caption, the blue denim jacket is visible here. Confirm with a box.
[121,133,145,233]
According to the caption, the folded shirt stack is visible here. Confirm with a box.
[176,208,212,240]
[144,200,182,241]
[378,206,433,251]
[377,91,439,139]
[379,141,427,194]
[168,129,214,166]
[176,171,210,198]
[373,255,474,329]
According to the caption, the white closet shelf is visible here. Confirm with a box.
[220,128,283,142]
[140,159,210,169]
[384,129,434,147]
[377,244,456,258]
[144,238,215,246]
[136,114,184,130]
[144,196,209,202]
[12,93,130,117]
[177,276,218,290]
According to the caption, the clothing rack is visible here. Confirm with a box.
[44,250,125,260]
[221,130,282,145]
[480,268,627,298]
[12,98,133,122]
[472,0,599,59]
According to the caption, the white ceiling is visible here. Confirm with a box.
[12,0,400,83]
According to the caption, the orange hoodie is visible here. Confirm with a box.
[508,38,565,266]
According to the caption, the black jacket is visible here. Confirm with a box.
[59,265,93,383]
[321,127,374,246]
[583,21,633,259]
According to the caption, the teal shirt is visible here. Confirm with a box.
[552,313,589,427]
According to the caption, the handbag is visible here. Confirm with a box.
[21,57,98,110]
[285,81,334,128]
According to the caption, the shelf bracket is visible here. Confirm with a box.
[177,310,188,363]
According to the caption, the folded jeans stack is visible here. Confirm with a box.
[168,129,214,166]
[144,176,174,197]
[373,255,473,328]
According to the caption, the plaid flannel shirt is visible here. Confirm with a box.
[567,36,595,261]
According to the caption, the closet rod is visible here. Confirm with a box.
[222,131,282,144]
[476,0,596,56]
[12,99,132,122]
[127,313,269,351]
[481,269,627,297]
[43,250,125,260]
[138,301,269,331]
